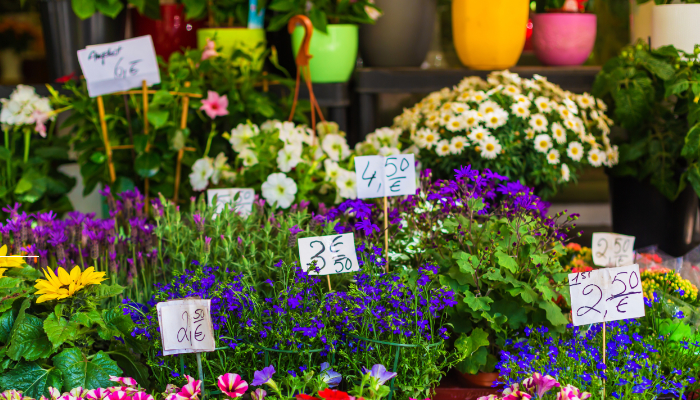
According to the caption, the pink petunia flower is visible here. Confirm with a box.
[48,388,61,400]
[503,391,532,400]
[201,38,219,60]
[178,375,202,400]
[110,376,139,387]
[522,372,560,398]
[556,385,591,400]
[218,373,249,398]
[107,391,129,400]
[199,91,229,119]
[132,393,154,400]
[86,388,110,400]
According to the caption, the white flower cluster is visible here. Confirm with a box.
[390,70,617,182]
[189,120,356,209]
[0,85,54,137]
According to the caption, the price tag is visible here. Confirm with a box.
[355,154,417,199]
[592,233,635,267]
[156,299,216,356]
[298,233,360,276]
[568,264,645,326]
[207,188,255,216]
[77,35,161,98]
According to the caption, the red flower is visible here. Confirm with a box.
[55,72,76,83]
[297,395,320,400]
[317,389,350,400]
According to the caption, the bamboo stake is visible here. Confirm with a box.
[174,82,191,203]
[602,321,606,399]
[326,275,332,292]
[142,80,150,213]
[97,96,116,183]
[383,196,389,273]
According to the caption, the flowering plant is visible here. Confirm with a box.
[477,372,590,400]
[376,70,615,198]
[190,121,355,207]
[0,85,74,217]
[641,267,699,306]
[558,243,594,273]
[534,0,590,12]
[267,0,381,33]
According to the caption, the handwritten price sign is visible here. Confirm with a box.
[355,155,417,199]
[568,264,645,326]
[77,36,161,98]
[298,233,360,276]
[592,233,635,267]
[157,299,216,356]
[207,188,255,217]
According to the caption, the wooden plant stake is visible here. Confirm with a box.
[174,82,192,203]
[96,95,116,183]
[602,321,607,399]
[142,80,150,213]
[327,275,332,292]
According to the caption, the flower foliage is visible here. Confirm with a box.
[362,71,615,198]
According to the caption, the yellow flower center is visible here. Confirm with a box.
[486,143,495,151]
[536,120,543,126]
[490,117,498,124]
[539,140,547,148]
[484,107,494,113]
[467,117,475,125]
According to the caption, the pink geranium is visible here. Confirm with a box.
[217,373,249,398]
[199,91,229,119]
[201,38,218,60]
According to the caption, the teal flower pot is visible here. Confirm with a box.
[291,24,358,83]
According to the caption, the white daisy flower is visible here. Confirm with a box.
[439,111,453,126]
[564,118,577,132]
[547,149,560,165]
[484,110,508,129]
[262,172,298,209]
[451,102,469,114]
[421,129,440,149]
[439,102,454,113]
[446,115,466,132]
[605,145,619,166]
[557,105,573,120]
[576,93,595,109]
[469,91,487,102]
[563,98,579,115]
[534,134,552,153]
[561,164,570,182]
[450,136,469,154]
[525,128,535,140]
[463,110,482,128]
[551,122,567,144]
[457,91,471,102]
[435,140,452,156]
[480,136,502,159]
[425,112,441,129]
[567,142,584,161]
[478,100,501,115]
[510,102,530,119]
[502,85,521,96]
[597,98,608,111]
[529,113,549,132]
[513,94,531,107]
[534,97,552,113]
[587,149,605,167]
[468,127,489,144]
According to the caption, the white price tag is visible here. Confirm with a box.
[298,233,360,276]
[156,299,216,356]
[355,154,417,199]
[207,188,255,216]
[77,36,161,98]
[568,264,645,326]
[592,233,635,267]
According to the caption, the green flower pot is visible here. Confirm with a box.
[197,27,266,70]
[291,24,358,83]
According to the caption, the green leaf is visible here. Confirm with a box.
[14,178,32,194]
[0,362,62,398]
[71,0,96,19]
[454,251,478,274]
[96,284,124,298]
[151,90,174,106]
[134,152,161,178]
[456,345,488,374]
[95,0,123,18]
[0,310,15,343]
[147,109,169,129]
[7,314,53,361]
[128,0,160,20]
[636,49,675,80]
[89,152,106,164]
[495,251,518,273]
[463,290,492,312]
[537,300,568,326]
[181,0,206,19]
[134,134,149,153]
[309,8,328,34]
[0,277,22,289]
[72,310,105,329]
[0,147,11,161]
[53,348,121,390]
[44,313,80,348]
[106,346,150,389]
[682,124,700,159]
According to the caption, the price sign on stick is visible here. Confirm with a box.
[568,264,645,326]
[592,233,635,267]
[298,233,360,276]
[157,299,216,356]
[207,188,255,216]
[355,155,417,199]
[77,36,161,98]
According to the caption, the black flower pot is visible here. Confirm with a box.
[608,175,698,257]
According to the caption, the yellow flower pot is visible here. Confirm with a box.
[452,0,529,70]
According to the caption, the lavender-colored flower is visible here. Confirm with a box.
[362,364,397,386]
[252,365,276,387]
[320,362,341,388]
[289,225,303,235]
[355,218,380,236]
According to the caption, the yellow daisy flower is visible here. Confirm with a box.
[34,266,106,303]
[0,245,26,269]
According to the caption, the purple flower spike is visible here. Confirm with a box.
[362,364,397,386]
[289,225,303,235]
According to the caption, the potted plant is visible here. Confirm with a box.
[132,2,206,60]
[640,0,700,53]
[592,42,700,256]
[187,0,268,63]
[358,0,434,68]
[531,0,597,66]
[451,0,529,70]
[267,0,381,83]
[357,70,616,199]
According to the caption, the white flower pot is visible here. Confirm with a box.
[629,0,653,44]
[651,3,700,52]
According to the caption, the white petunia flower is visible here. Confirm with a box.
[336,169,357,199]
[510,102,530,119]
[561,164,570,182]
[534,134,552,153]
[261,172,297,209]
[529,113,549,132]
[230,123,260,152]
[567,142,584,161]
[189,158,214,191]
[547,149,560,165]
[480,136,502,159]
[322,133,351,161]
[446,115,466,132]
[435,140,451,156]
[239,148,259,167]
[211,152,228,185]
[324,159,341,182]
[277,144,303,172]
[378,146,401,156]
[450,136,469,154]
[551,122,567,144]
[587,148,605,167]
[468,127,489,144]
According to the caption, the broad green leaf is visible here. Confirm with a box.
[71,0,96,19]
[95,0,123,18]
[89,152,106,164]
[14,178,32,194]
[0,277,22,289]
[0,147,11,161]
[96,284,124,299]
[454,251,478,274]
[72,310,105,329]
[0,310,15,343]
[456,345,488,374]
[151,90,174,106]
[0,362,62,398]
[496,251,519,273]
[53,348,121,390]
[106,346,150,388]
[44,313,80,348]
[134,134,149,153]
[683,124,700,159]
[181,0,206,19]
[537,300,568,326]
[7,314,53,361]
[146,109,169,129]
[134,152,161,178]
[463,290,492,312]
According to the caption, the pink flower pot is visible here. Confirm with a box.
[531,13,596,66]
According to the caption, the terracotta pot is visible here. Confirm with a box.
[133,4,205,60]
[531,13,596,66]
[458,371,500,388]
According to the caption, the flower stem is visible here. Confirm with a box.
[23,129,30,163]
[3,127,10,187]
[203,124,216,157]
